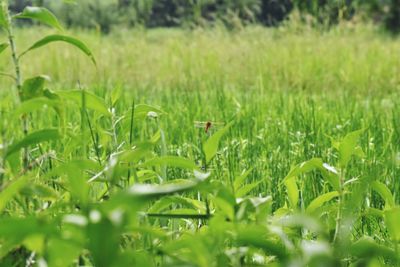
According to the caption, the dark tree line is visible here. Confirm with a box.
[7,0,400,33]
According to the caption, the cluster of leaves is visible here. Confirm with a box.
[0,3,399,267]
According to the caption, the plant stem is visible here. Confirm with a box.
[333,168,345,243]
[3,1,29,168]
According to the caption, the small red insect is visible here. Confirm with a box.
[194,121,224,134]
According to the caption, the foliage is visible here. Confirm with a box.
[0,2,400,266]
[4,0,394,32]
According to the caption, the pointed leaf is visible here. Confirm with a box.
[235,179,264,198]
[234,168,253,191]
[12,97,61,118]
[15,6,63,30]
[284,177,299,209]
[20,34,96,65]
[384,207,400,242]
[21,75,49,101]
[57,90,109,116]
[283,158,340,190]
[5,129,60,159]
[0,42,8,54]
[0,3,7,28]
[203,121,233,164]
[338,129,365,167]
[371,181,395,208]
[140,156,198,170]
[0,175,30,212]
[306,191,339,214]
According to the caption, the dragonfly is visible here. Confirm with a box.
[194,121,224,134]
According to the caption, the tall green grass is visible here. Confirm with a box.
[0,24,399,266]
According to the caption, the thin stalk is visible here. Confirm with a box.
[333,168,345,243]
[127,99,138,184]
[86,110,102,165]
[3,1,29,168]
[79,82,87,159]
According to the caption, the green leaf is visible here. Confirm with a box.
[20,34,96,65]
[21,75,49,101]
[306,191,339,214]
[0,3,7,28]
[134,104,166,119]
[0,42,8,54]
[284,177,299,209]
[57,90,109,116]
[235,179,264,198]
[0,175,30,212]
[148,196,206,213]
[5,129,60,159]
[14,6,63,31]
[384,207,400,242]
[46,238,83,267]
[118,142,154,163]
[127,178,208,199]
[371,181,395,208]
[283,158,340,191]
[236,225,288,260]
[234,168,253,191]
[203,121,233,164]
[20,183,59,201]
[0,217,56,239]
[338,129,365,168]
[12,97,61,118]
[350,236,398,261]
[140,156,198,170]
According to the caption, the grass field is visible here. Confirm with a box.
[1,24,400,266]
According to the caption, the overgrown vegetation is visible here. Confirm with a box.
[0,1,400,267]
[5,0,400,33]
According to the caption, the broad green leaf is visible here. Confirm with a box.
[118,142,154,163]
[5,129,60,159]
[20,34,96,65]
[44,160,99,204]
[236,225,288,260]
[306,191,339,214]
[148,196,206,213]
[283,158,340,191]
[384,207,400,242]
[203,121,234,164]
[46,238,82,267]
[0,42,8,54]
[135,104,165,119]
[127,178,207,198]
[21,75,49,101]
[0,175,30,212]
[284,177,299,209]
[12,97,61,118]
[140,156,198,170]
[338,129,365,167]
[0,217,56,240]
[277,214,323,233]
[234,168,253,191]
[45,159,100,179]
[350,237,398,261]
[235,179,264,198]
[371,181,395,208]
[57,90,109,116]
[0,3,7,28]
[87,216,120,267]
[14,6,63,31]
[108,176,210,212]
[20,183,59,201]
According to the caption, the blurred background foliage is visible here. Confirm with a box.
[7,0,400,33]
